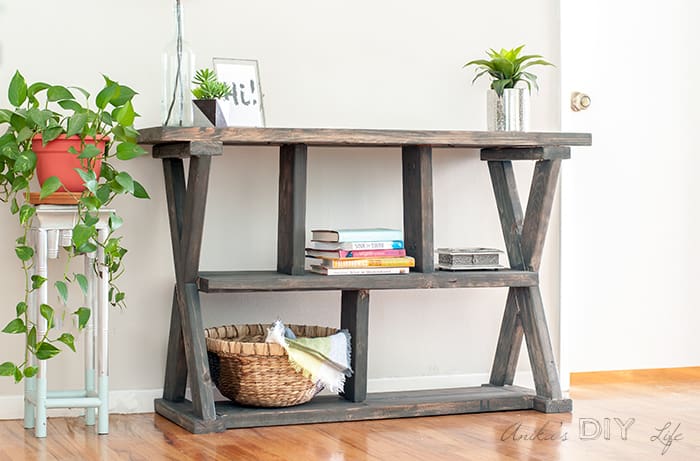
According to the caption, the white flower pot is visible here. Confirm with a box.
[487,88,530,131]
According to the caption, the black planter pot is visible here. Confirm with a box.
[192,99,227,127]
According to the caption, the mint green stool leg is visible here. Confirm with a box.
[96,228,109,435]
[23,375,36,428]
[23,230,37,429]
[84,253,96,426]
[34,229,48,438]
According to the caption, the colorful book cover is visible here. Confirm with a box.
[305,248,407,259]
[309,265,410,276]
[311,228,403,243]
[306,240,405,251]
[308,256,415,269]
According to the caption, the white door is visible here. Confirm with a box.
[560,0,700,387]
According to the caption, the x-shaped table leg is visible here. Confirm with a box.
[483,148,571,412]
[155,142,225,431]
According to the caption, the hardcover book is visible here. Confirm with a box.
[309,265,410,276]
[308,256,415,269]
[305,248,407,259]
[311,228,403,243]
[307,240,405,251]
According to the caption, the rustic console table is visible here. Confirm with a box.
[138,127,591,433]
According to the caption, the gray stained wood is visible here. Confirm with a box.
[151,140,224,158]
[402,145,435,272]
[277,144,307,276]
[159,145,217,422]
[142,128,589,433]
[197,270,538,292]
[139,126,591,149]
[481,146,571,161]
[487,160,526,387]
[340,290,370,403]
[155,385,536,432]
[160,157,189,402]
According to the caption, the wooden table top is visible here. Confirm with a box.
[138,126,592,148]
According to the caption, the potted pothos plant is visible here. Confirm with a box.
[0,70,148,382]
[191,68,232,128]
[464,45,553,131]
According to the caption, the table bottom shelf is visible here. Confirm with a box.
[154,385,572,434]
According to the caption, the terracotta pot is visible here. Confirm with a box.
[32,135,106,192]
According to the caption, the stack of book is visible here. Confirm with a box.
[306,228,414,275]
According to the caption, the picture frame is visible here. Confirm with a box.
[213,57,266,127]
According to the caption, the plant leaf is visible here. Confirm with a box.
[14,151,36,173]
[80,195,101,211]
[27,327,36,350]
[74,307,91,330]
[47,85,74,102]
[19,204,36,225]
[110,85,137,106]
[0,109,13,123]
[58,99,83,112]
[15,246,34,261]
[42,124,63,143]
[65,112,88,138]
[75,168,97,192]
[133,181,150,199]
[95,184,112,204]
[39,303,54,327]
[109,212,123,231]
[57,333,76,352]
[0,362,17,377]
[24,366,38,378]
[113,100,136,126]
[96,84,118,110]
[36,342,60,360]
[8,71,27,107]
[72,223,95,248]
[31,275,47,289]
[75,274,89,296]
[16,302,27,317]
[115,172,134,194]
[77,143,102,159]
[55,281,68,304]
[2,318,27,334]
[116,142,146,160]
[40,176,62,199]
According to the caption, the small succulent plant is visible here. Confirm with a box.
[191,68,232,100]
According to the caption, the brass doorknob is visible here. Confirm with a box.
[571,92,591,112]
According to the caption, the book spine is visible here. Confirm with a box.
[337,249,406,258]
[322,257,415,269]
[311,265,410,275]
[335,229,403,242]
[343,240,404,250]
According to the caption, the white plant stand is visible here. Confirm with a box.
[23,205,112,438]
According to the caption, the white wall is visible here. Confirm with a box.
[0,0,561,416]
[561,0,700,372]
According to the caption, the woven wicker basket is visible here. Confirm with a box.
[205,323,338,407]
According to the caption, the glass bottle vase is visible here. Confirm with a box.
[162,0,194,127]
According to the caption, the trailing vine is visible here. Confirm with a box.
[0,71,148,381]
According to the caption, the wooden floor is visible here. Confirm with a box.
[1,368,699,460]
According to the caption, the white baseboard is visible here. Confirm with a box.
[0,389,161,420]
[0,371,535,420]
[367,371,535,393]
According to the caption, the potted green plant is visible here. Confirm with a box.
[464,45,553,131]
[191,68,232,128]
[0,70,148,381]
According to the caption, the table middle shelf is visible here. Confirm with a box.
[197,269,538,292]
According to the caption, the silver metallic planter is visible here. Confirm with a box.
[487,88,530,131]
